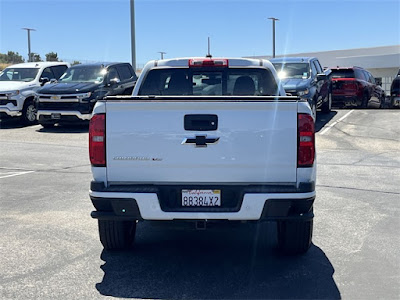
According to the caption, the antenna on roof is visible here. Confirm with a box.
[206,37,212,58]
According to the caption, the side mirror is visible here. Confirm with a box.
[109,78,121,86]
[39,77,49,86]
[316,73,326,81]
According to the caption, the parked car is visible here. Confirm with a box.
[390,69,400,108]
[330,66,386,108]
[0,62,69,124]
[270,57,332,119]
[36,62,137,127]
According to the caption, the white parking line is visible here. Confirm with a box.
[320,109,354,135]
[0,171,35,179]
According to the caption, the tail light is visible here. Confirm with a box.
[189,59,228,67]
[298,113,315,167]
[89,113,106,167]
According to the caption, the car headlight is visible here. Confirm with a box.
[78,92,92,101]
[297,89,309,96]
[7,90,20,97]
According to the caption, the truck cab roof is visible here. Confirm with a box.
[269,57,317,64]
[153,57,274,68]
[7,61,70,69]
[70,62,126,69]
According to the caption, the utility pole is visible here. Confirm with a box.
[268,17,279,58]
[158,51,166,59]
[130,0,136,72]
[22,28,36,62]
[206,37,211,58]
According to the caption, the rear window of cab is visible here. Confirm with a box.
[138,68,279,96]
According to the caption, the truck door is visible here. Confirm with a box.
[116,64,136,95]
[366,72,381,104]
[313,60,329,104]
[106,67,125,96]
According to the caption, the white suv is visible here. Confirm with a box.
[0,62,69,124]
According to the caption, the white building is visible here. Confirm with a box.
[252,45,400,94]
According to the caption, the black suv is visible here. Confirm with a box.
[36,62,137,127]
[270,57,332,119]
[390,69,400,108]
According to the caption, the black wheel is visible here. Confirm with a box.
[22,99,37,125]
[98,220,136,250]
[379,95,385,109]
[360,94,369,108]
[277,219,313,255]
[321,92,332,113]
[310,98,317,121]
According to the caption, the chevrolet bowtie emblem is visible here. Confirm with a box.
[182,135,220,148]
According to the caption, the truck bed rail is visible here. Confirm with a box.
[103,95,301,102]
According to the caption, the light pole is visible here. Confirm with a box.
[22,27,36,62]
[268,17,279,58]
[130,0,136,72]
[158,51,166,59]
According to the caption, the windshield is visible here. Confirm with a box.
[138,68,279,96]
[0,68,39,82]
[272,63,310,79]
[58,66,105,83]
[331,69,355,78]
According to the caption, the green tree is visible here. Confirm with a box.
[31,53,42,62]
[0,53,7,63]
[45,52,59,62]
[0,51,24,64]
[71,60,81,66]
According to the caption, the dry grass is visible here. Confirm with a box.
[0,63,11,71]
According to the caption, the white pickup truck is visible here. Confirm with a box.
[89,57,316,255]
[0,62,69,124]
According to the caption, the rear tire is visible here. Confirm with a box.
[310,98,317,121]
[321,92,332,113]
[360,94,369,108]
[98,220,137,250]
[379,95,385,109]
[277,219,313,255]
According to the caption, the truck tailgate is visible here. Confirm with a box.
[105,100,298,184]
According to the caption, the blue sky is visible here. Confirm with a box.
[1,0,399,68]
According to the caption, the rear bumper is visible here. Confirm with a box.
[89,182,315,222]
[332,95,360,106]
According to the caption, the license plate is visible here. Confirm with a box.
[51,113,61,120]
[181,189,221,207]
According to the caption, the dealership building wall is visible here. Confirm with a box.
[252,45,400,94]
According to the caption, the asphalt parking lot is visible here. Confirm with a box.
[0,109,399,300]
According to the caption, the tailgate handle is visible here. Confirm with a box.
[184,114,218,131]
